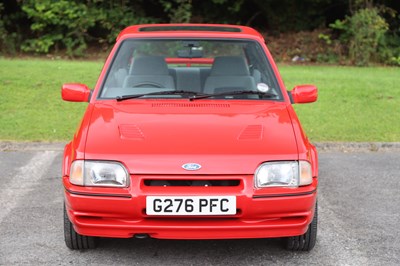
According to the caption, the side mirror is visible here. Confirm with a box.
[290,85,318,104]
[61,83,91,102]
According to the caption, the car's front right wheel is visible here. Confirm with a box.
[284,202,318,251]
[64,204,97,250]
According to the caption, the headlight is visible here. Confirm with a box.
[254,161,312,188]
[69,160,129,187]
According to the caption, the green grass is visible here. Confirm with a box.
[0,58,102,141]
[0,58,399,142]
[279,65,400,142]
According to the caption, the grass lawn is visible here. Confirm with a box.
[280,65,400,142]
[0,58,102,141]
[0,58,399,142]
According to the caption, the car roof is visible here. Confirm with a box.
[116,24,264,42]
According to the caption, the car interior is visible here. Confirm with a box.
[100,39,280,100]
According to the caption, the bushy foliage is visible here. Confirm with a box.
[0,3,6,52]
[0,0,399,65]
[377,7,400,66]
[20,0,156,56]
[0,3,19,55]
[330,7,390,66]
[89,2,156,45]
[348,8,388,66]
[378,33,400,66]
[21,0,94,56]
[160,0,192,23]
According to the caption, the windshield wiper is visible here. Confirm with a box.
[116,90,205,101]
[189,90,277,101]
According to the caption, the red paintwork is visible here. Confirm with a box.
[291,85,318,104]
[116,24,264,42]
[61,83,90,102]
[62,24,318,240]
[84,101,298,175]
[65,177,317,239]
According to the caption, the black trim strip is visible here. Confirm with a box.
[64,187,132,198]
[65,188,315,199]
[253,189,317,199]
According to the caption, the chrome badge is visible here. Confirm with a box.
[182,163,202,171]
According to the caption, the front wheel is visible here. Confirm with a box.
[64,205,97,250]
[284,202,318,251]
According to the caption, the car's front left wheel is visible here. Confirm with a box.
[64,205,97,250]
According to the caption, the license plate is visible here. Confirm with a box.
[146,196,236,215]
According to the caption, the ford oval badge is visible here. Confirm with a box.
[182,163,202,171]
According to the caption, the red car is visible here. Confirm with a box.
[62,24,318,251]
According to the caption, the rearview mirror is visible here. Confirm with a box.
[61,83,91,102]
[290,85,318,104]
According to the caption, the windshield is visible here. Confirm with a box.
[99,39,282,100]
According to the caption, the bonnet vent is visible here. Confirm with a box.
[119,125,145,140]
[238,125,263,140]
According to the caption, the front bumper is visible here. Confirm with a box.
[64,175,317,239]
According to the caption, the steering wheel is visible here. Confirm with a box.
[132,82,164,88]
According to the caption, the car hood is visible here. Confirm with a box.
[84,100,298,174]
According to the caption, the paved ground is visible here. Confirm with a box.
[0,144,399,265]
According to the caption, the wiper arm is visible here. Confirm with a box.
[116,90,205,101]
[189,90,276,101]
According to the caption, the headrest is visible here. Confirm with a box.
[130,56,169,75]
[210,56,250,76]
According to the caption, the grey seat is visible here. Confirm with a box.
[174,68,202,92]
[123,56,175,89]
[203,56,256,94]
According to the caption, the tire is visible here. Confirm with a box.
[284,202,318,251]
[64,205,97,250]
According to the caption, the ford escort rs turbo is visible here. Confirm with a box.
[61,24,318,251]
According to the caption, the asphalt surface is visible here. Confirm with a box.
[0,144,399,265]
